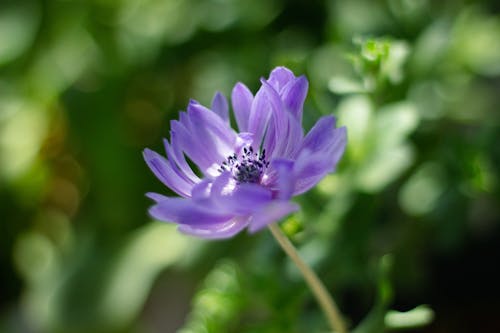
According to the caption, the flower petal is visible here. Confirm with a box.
[270,159,295,200]
[281,114,304,158]
[267,67,295,93]
[177,216,249,239]
[260,80,288,157]
[281,75,308,121]
[172,100,238,176]
[164,138,199,184]
[300,115,338,153]
[234,132,254,153]
[327,126,347,168]
[143,148,193,197]
[260,82,304,159]
[248,201,299,233]
[146,192,168,202]
[170,119,215,173]
[211,172,273,215]
[211,92,230,124]
[187,100,236,157]
[292,150,333,195]
[231,83,253,132]
[266,111,304,159]
[293,135,346,195]
[248,86,272,149]
[149,196,233,225]
[292,117,346,194]
[191,179,212,200]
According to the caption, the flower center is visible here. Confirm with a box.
[218,146,269,183]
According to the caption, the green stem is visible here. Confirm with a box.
[268,223,348,333]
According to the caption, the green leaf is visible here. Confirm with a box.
[353,255,394,333]
[385,305,434,329]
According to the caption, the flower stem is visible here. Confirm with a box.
[268,223,348,333]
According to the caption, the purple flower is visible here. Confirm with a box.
[143,67,346,239]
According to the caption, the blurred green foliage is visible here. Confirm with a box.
[1,0,500,332]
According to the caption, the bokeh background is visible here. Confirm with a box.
[1,0,500,332]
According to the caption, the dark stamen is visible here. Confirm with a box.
[219,145,269,184]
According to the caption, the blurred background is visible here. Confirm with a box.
[1,0,500,332]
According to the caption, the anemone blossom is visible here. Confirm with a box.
[143,67,346,239]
